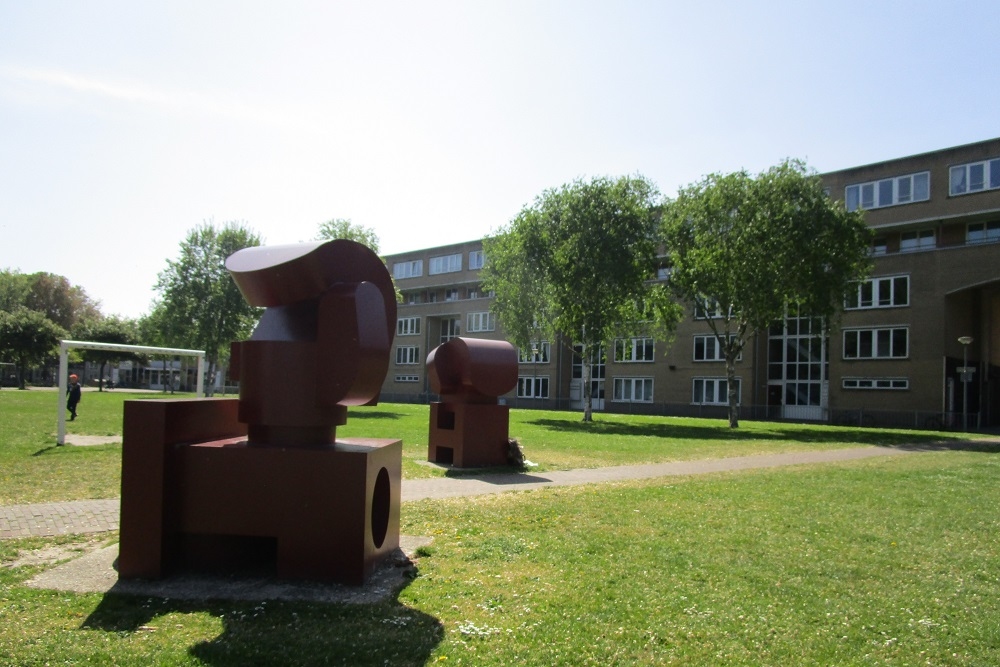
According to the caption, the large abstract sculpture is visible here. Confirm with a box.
[426,336,518,467]
[118,240,402,585]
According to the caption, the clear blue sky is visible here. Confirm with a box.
[1,1,998,319]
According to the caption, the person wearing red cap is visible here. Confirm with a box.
[66,374,82,421]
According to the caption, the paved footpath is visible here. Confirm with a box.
[1,446,911,540]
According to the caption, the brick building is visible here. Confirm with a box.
[381,138,1000,429]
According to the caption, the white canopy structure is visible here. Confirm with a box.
[57,340,206,445]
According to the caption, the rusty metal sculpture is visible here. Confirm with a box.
[426,336,518,467]
[118,240,401,585]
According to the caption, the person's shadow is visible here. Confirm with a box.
[82,558,443,666]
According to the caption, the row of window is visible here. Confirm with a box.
[403,287,493,305]
[842,155,1000,213]
[396,313,495,337]
[392,250,484,280]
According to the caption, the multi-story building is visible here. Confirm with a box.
[381,137,1000,429]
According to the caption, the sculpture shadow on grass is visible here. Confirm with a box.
[82,580,443,667]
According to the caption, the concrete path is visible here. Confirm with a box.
[1,446,911,540]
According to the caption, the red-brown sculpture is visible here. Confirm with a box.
[426,337,518,467]
[119,240,402,585]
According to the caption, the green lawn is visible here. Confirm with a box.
[2,388,998,665]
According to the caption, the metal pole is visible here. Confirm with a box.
[57,342,69,445]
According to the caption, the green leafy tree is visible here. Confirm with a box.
[72,315,142,391]
[23,272,101,330]
[0,270,31,313]
[661,159,873,428]
[316,218,380,253]
[154,221,263,395]
[483,175,682,421]
[0,307,67,389]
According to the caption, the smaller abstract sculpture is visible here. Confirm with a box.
[426,336,518,467]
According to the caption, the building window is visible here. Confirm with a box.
[692,377,740,405]
[843,327,908,359]
[871,237,888,256]
[950,158,1000,196]
[469,250,485,270]
[445,288,459,301]
[468,288,479,299]
[397,317,421,336]
[899,229,935,251]
[967,221,1000,244]
[395,375,420,383]
[693,335,741,362]
[519,341,551,363]
[395,345,421,365]
[429,253,462,275]
[404,292,421,305]
[694,299,728,319]
[393,260,423,279]
[613,377,653,403]
[467,311,495,332]
[845,275,909,310]
[427,292,438,303]
[845,172,930,211]
[517,376,549,399]
[614,337,654,363]
[842,377,909,390]
[440,318,460,343]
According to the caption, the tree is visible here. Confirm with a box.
[154,221,263,395]
[0,307,67,389]
[661,159,873,428]
[73,315,142,391]
[0,270,31,313]
[482,175,682,421]
[23,272,101,330]
[316,218,380,253]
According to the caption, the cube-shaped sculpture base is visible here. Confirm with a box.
[428,402,510,468]
[119,398,401,585]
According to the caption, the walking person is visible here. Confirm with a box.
[66,374,82,421]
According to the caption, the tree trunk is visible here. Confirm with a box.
[726,355,740,428]
[581,342,593,422]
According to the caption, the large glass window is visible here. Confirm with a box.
[613,377,653,403]
[967,221,1000,244]
[467,311,495,332]
[397,317,421,336]
[395,345,421,365]
[468,250,485,270]
[693,335,741,361]
[517,376,549,399]
[843,327,908,359]
[845,172,930,211]
[440,318,460,343]
[393,260,423,279]
[899,229,935,251]
[614,337,654,363]
[692,378,740,405]
[845,275,909,309]
[950,158,1000,195]
[429,253,462,275]
[842,377,909,390]
[519,341,551,363]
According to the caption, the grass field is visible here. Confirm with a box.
[1,388,998,665]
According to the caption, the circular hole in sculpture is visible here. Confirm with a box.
[371,466,391,549]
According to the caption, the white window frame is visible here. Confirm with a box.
[842,377,909,390]
[394,374,420,383]
[469,250,485,270]
[845,275,909,310]
[395,345,421,365]
[967,221,1000,244]
[950,158,1000,196]
[519,341,551,363]
[397,317,421,336]
[693,335,741,362]
[467,311,495,333]
[899,229,935,251]
[517,375,549,399]
[429,253,462,275]
[842,327,909,360]
[845,172,930,211]
[612,377,654,403]
[393,260,423,280]
[614,337,654,363]
[692,377,740,405]
[445,288,459,302]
